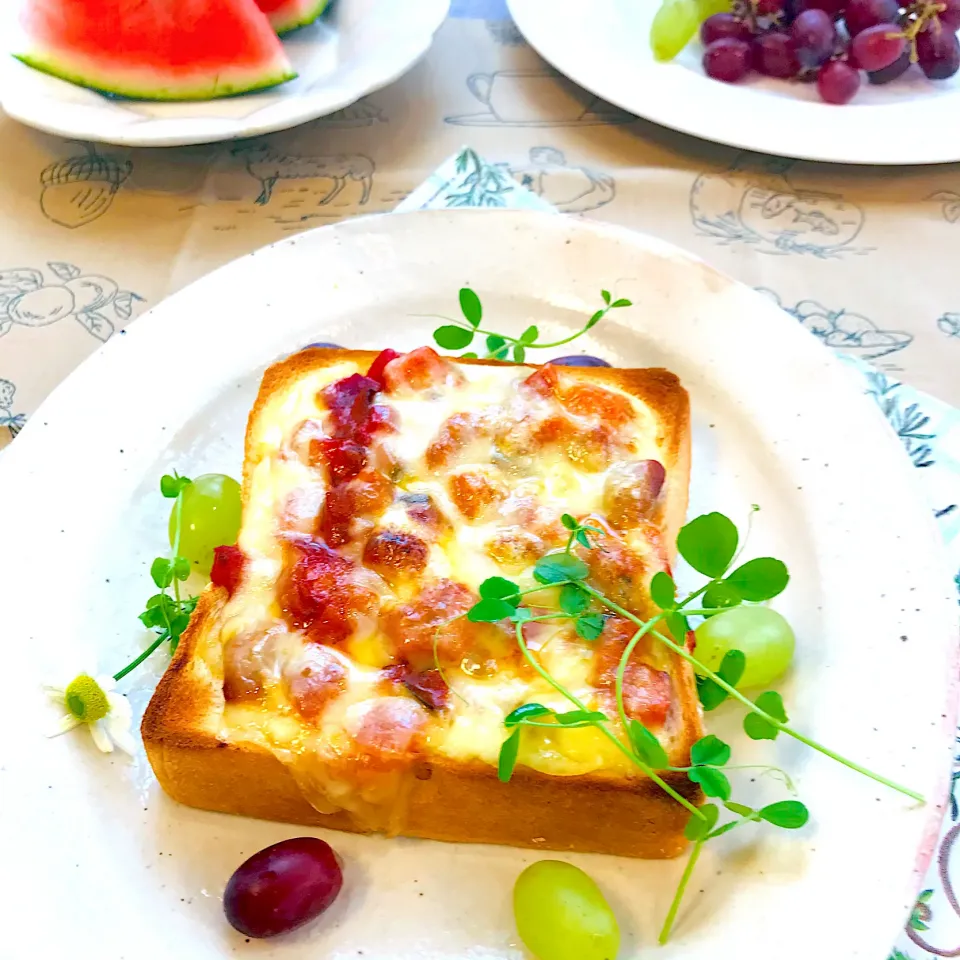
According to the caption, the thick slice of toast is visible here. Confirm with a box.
[142,348,701,858]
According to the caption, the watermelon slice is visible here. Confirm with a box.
[15,0,297,101]
[255,0,331,35]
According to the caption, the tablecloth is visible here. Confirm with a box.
[1,2,958,956]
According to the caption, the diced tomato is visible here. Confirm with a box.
[448,469,506,522]
[603,460,666,528]
[561,383,635,426]
[383,346,463,393]
[316,438,367,485]
[279,539,377,645]
[320,373,379,438]
[211,544,246,597]
[353,697,429,757]
[382,663,449,711]
[365,348,402,390]
[363,528,429,581]
[283,646,347,721]
[521,364,560,399]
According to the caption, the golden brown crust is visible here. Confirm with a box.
[142,348,701,859]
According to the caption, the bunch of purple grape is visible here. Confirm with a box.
[701,0,960,103]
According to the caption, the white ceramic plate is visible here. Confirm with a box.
[0,210,955,960]
[509,0,960,165]
[0,0,448,147]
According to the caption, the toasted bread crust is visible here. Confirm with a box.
[142,349,701,859]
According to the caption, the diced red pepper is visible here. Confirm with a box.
[365,349,402,390]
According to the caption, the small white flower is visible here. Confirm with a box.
[44,673,136,755]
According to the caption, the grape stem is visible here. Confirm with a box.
[580,584,925,803]
[513,623,704,819]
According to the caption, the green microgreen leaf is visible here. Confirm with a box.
[759,800,809,829]
[534,552,589,584]
[459,287,482,327]
[585,309,604,330]
[138,606,164,629]
[629,719,670,769]
[611,298,632,308]
[150,557,174,589]
[172,556,191,581]
[513,344,526,363]
[561,513,578,531]
[575,530,591,549]
[160,474,191,498]
[554,709,607,725]
[434,325,474,350]
[696,649,745,711]
[743,691,788,741]
[724,801,754,817]
[688,766,731,801]
[505,703,551,726]
[498,729,521,783]
[650,571,676,610]
[601,289,611,305]
[702,581,741,610]
[665,611,690,644]
[520,325,539,345]
[684,803,719,842]
[697,676,726,711]
[575,613,604,640]
[479,576,520,605]
[690,734,731,767]
[511,606,533,623]
[461,351,478,359]
[559,584,589,615]
[725,557,789,602]
[486,334,506,353]
[467,598,517,623]
[676,512,739,578]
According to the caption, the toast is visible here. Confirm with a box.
[142,347,702,858]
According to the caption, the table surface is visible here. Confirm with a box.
[1,4,958,958]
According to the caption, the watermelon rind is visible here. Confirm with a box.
[13,50,297,102]
[267,0,331,36]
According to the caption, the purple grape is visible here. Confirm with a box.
[867,50,911,83]
[547,355,613,367]
[756,0,787,13]
[797,0,847,17]
[850,23,906,71]
[938,0,960,31]
[843,0,900,35]
[917,24,960,79]
[791,9,837,66]
[703,38,754,81]
[304,341,343,349]
[754,31,801,77]
[817,59,862,102]
[701,13,751,45]
[224,838,343,939]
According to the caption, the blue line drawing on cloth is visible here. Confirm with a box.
[436,148,518,208]
[446,70,634,127]
[40,144,132,229]
[234,143,374,207]
[0,264,144,343]
[865,371,936,468]
[758,289,912,361]
[509,147,615,214]
[690,154,869,258]
[313,98,386,127]
[929,190,960,223]
[938,313,960,338]
[0,379,26,441]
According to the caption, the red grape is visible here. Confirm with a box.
[817,59,863,102]
[867,50,912,83]
[938,0,960,31]
[843,0,900,36]
[703,37,754,81]
[797,0,847,17]
[850,23,906,70]
[756,0,787,14]
[917,23,960,79]
[754,31,802,76]
[792,9,837,66]
[224,838,344,939]
[701,13,751,45]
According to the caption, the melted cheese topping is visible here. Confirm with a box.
[202,355,680,824]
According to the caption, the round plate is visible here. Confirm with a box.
[0,0,448,147]
[508,0,960,165]
[0,210,955,959]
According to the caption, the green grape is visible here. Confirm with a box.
[694,606,795,689]
[650,0,700,61]
[513,861,620,960]
[169,473,242,576]
[697,0,732,17]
